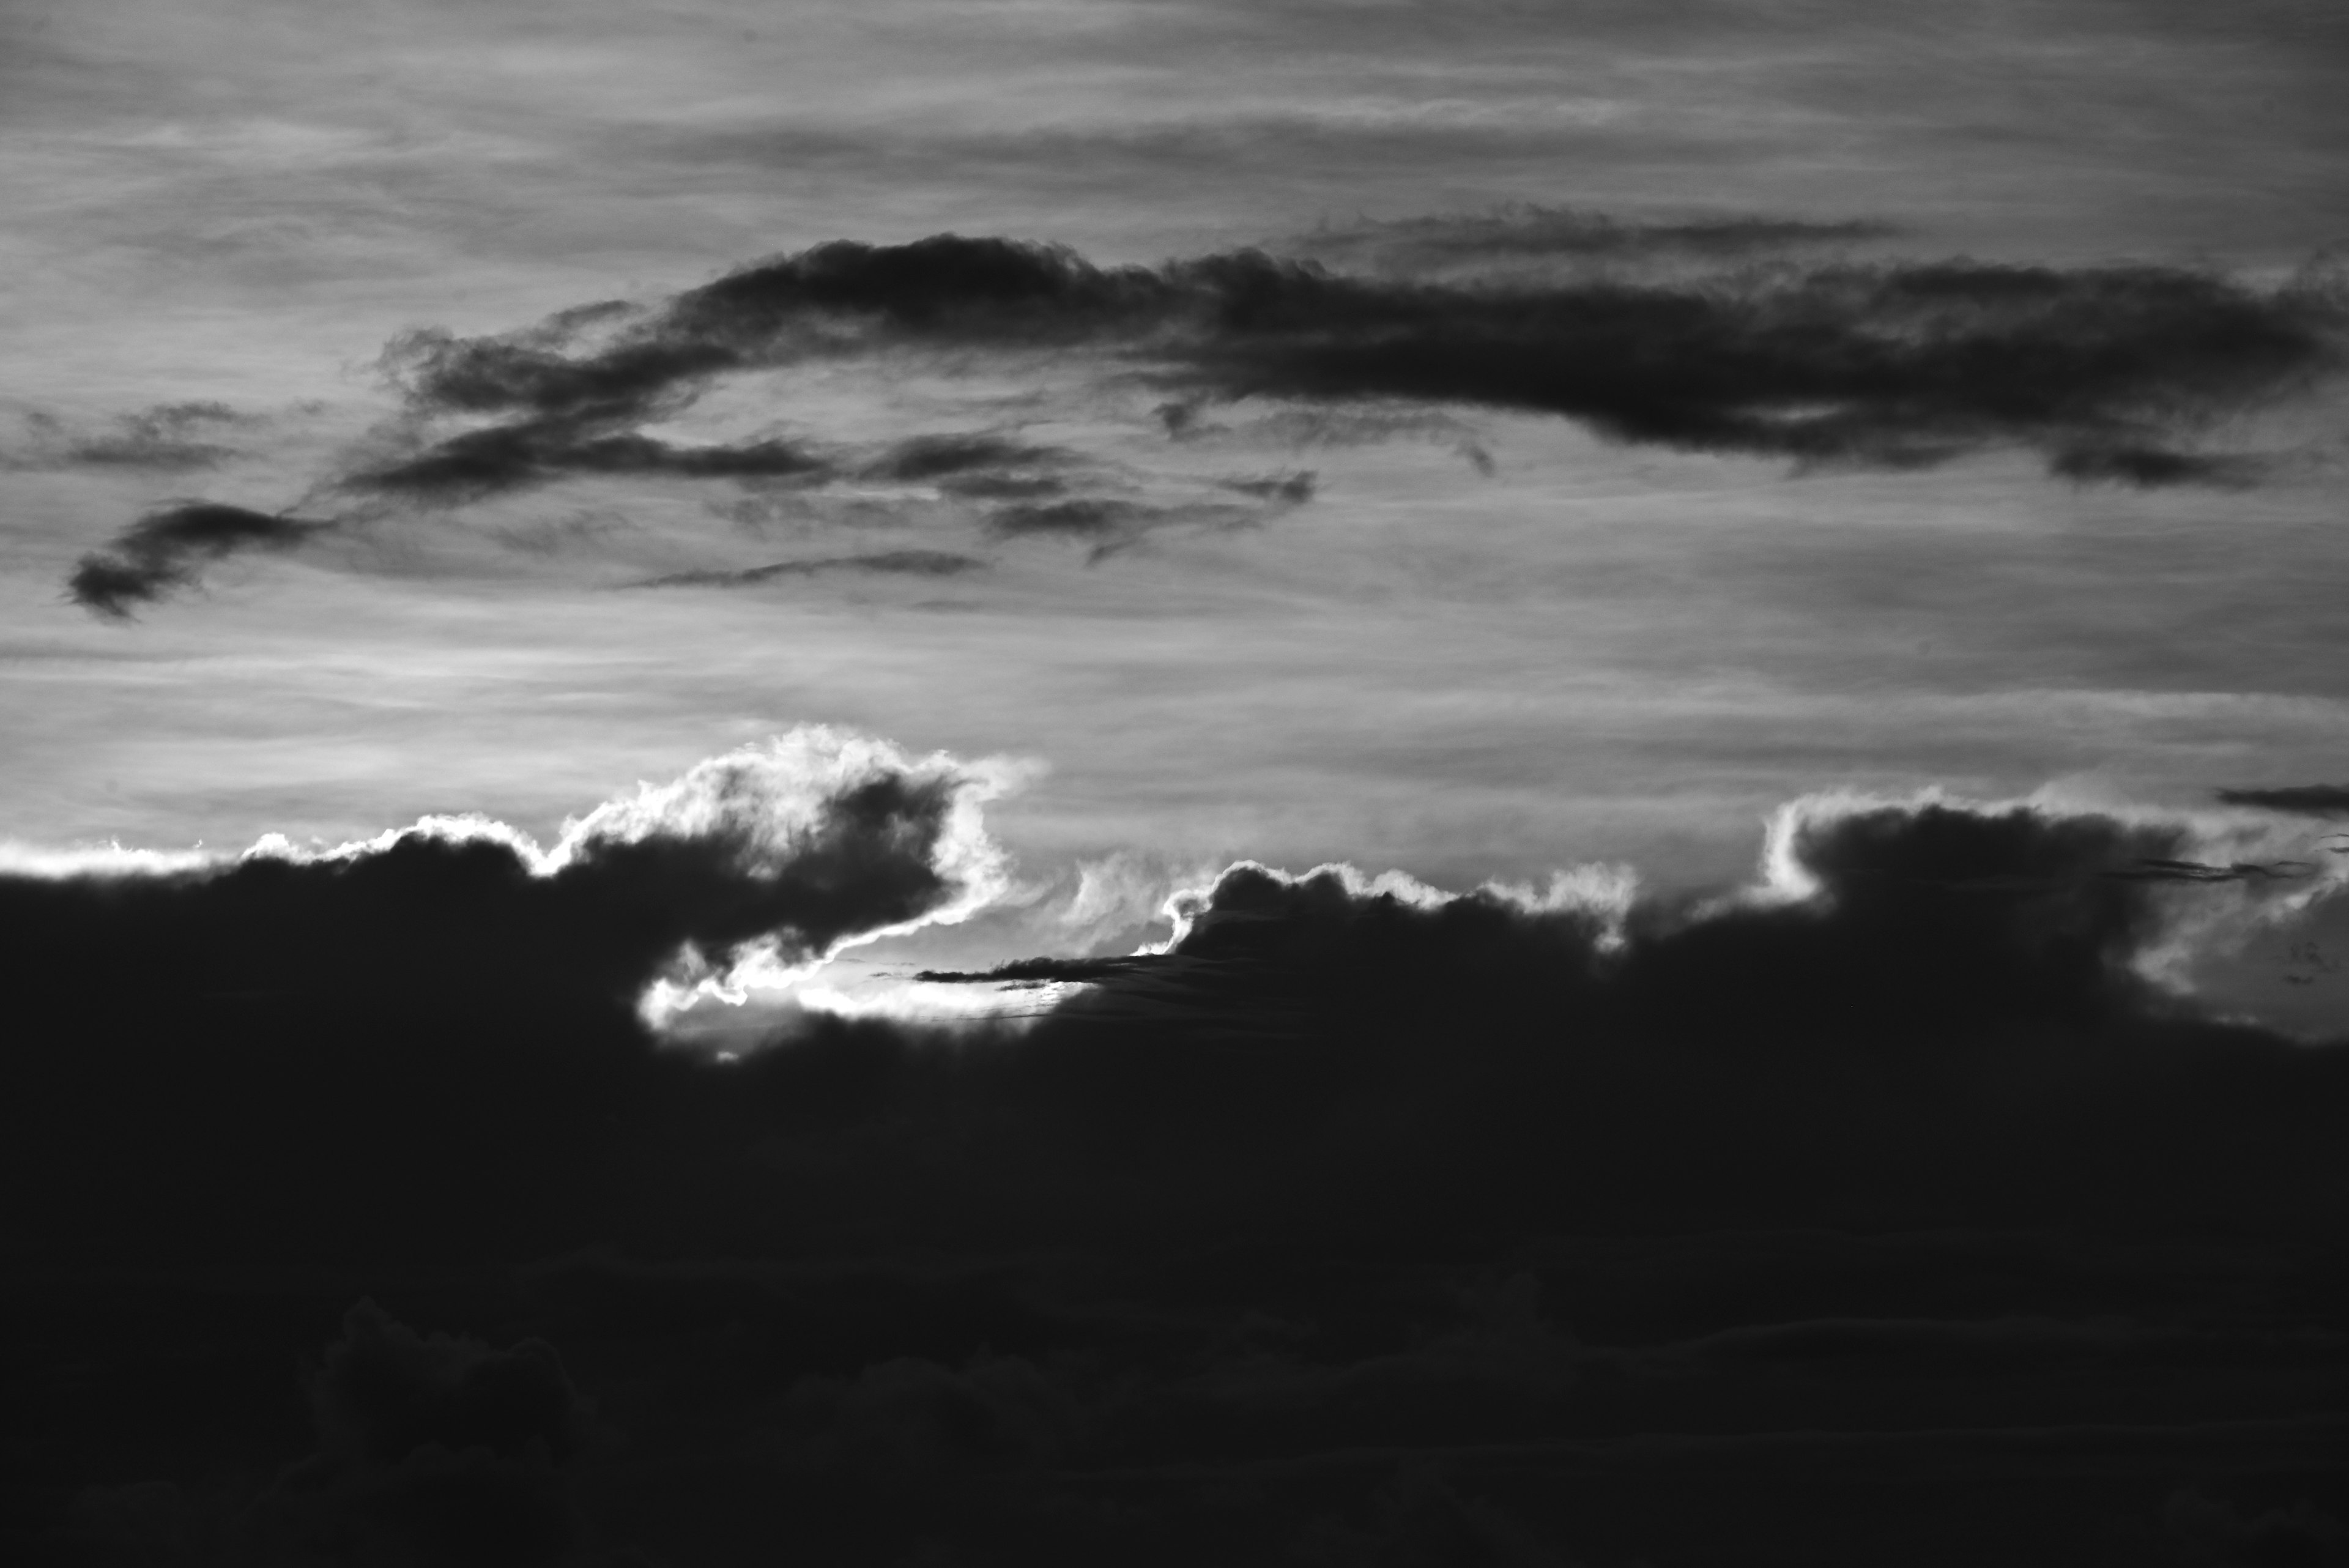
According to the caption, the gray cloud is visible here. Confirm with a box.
[13,401,250,473]
[67,500,330,617]
[633,549,986,589]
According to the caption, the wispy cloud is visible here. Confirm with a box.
[63,222,2349,616]
[67,500,330,617]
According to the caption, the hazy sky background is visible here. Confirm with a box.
[5,0,2347,977]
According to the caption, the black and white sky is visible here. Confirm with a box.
[6,4,2349,1565]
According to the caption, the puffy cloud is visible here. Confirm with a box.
[0,726,1023,1263]
[251,1301,618,1568]
[12,778,2349,1564]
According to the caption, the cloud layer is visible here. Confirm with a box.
[64,221,2348,615]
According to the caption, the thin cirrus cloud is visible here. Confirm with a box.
[10,401,253,474]
[61,216,2348,618]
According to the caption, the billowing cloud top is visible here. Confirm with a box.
[10,756,2348,1564]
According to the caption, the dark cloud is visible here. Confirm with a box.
[858,432,1090,503]
[363,232,2345,506]
[2217,784,2349,817]
[859,433,1077,485]
[67,501,329,617]
[11,785,2348,1563]
[351,423,832,503]
[634,549,985,589]
[0,740,986,1266]
[1283,203,1899,277]
[982,497,1151,537]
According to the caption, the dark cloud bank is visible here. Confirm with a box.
[6,765,2348,1564]
[70,221,2348,614]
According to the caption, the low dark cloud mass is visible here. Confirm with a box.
[67,502,330,617]
[7,776,2347,1564]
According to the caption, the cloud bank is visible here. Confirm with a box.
[10,761,2347,1564]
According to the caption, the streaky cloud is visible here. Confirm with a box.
[2215,783,2349,817]
[67,500,330,617]
[76,218,2343,616]
[351,424,833,503]
[367,231,2348,505]
[633,549,986,589]
[12,401,250,473]
[1283,204,1900,277]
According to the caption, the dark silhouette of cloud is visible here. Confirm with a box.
[76,219,2341,616]
[2218,783,2349,817]
[1217,470,1317,503]
[982,497,1151,537]
[252,1301,618,1568]
[0,732,1003,1266]
[351,422,832,503]
[10,779,2348,1564]
[67,501,330,617]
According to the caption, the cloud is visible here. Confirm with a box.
[1281,203,1899,278]
[76,219,2340,615]
[374,232,2340,497]
[0,725,1019,1260]
[67,500,331,617]
[632,549,986,589]
[12,777,2349,1564]
[858,433,1080,486]
[2216,783,2349,817]
[1216,470,1317,503]
[12,400,251,472]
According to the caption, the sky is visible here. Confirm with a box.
[5,3,2349,1565]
